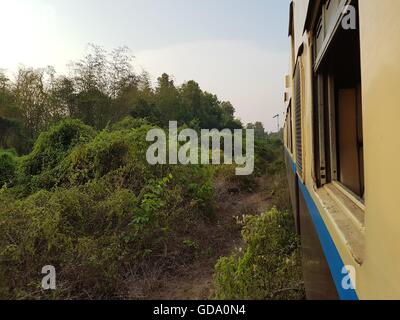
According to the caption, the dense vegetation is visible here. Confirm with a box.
[213,136,305,300]
[0,45,303,299]
[213,208,304,300]
[0,118,219,298]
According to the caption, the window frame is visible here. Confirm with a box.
[294,60,304,182]
[311,0,365,205]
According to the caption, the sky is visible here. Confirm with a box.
[0,0,290,131]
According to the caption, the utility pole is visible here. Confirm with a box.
[273,114,280,132]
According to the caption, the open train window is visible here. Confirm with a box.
[312,0,364,200]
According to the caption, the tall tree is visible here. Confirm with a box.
[247,122,265,140]
[12,67,65,136]
[155,73,180,125]
[179,80,201,124]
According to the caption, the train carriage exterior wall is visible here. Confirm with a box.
[283,0,400,300]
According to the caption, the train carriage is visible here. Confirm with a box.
[283,0,400,300]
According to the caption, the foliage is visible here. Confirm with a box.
[0,118,216,299]
[226,134,283,192]
[0,46,242,152]
[0,45,301,300]
[214,208,305,300]
[0,150,18,187]
[109,116,149,131]
[0,117,31,154]
[247,122,266,140]
[17,119,96,193]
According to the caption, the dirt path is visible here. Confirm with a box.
[148,177,273,300]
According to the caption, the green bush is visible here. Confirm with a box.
[20,119,96,177]
[17,119,96,193]
[172,164,215,217]
[0,175,194,298]
[214,208,305,300]
[0,183,131,298]
[110,116,149,131]
[0,150,17,187]
[58,130,132,186]
[0,119,216,299]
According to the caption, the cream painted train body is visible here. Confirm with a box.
[283,0,400,300]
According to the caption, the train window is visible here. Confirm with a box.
[313,0,364,199]
[285,104,293,154]
[289,104,293,154]
[294,62,303,179]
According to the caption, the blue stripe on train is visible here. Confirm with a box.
[286,150,359,300]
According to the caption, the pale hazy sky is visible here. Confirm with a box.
[0,0,290,131]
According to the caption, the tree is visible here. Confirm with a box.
[12,66,66,137]
[179,80,201,124]
[0,117,31,154]
[0,45,245,151]
[199,92,222,129]
[247,122,265,140]
[108,46,138,98]
[74,88,111,129]
[0,70,9,91]
[0,73,19,119]
[68,44,141,128]
[0,71,31,153]
[69,43,108,93]
[154,73,180,125]
[52,76,76,117]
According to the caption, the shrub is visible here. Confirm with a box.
[20,119,96,177]
[0,150,17,187]
[171,164,215,217]
[0,119,217,299]
[214,208,305,300]
[0,184,129,298]
[110,116,149,131]
[0,176,188,299]
[58,130,131,185]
